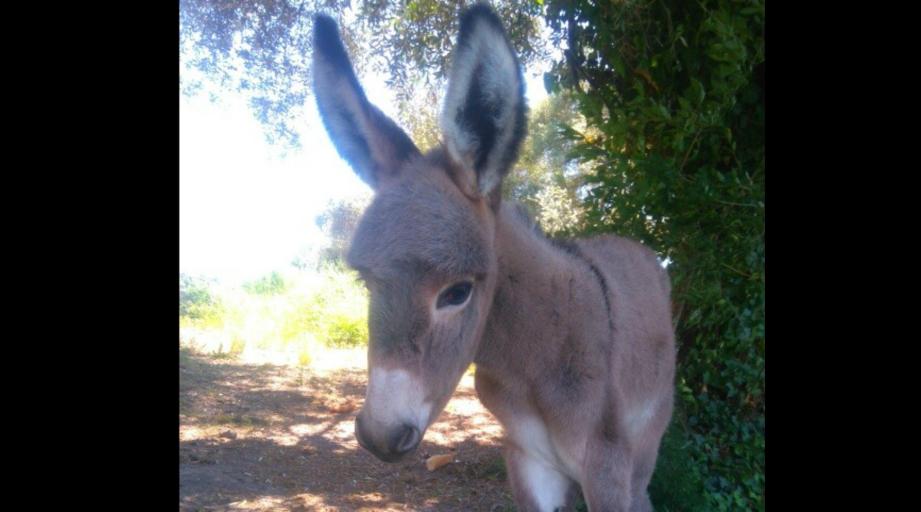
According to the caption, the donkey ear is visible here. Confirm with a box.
[440,5,526,199]
[312,15,419,190]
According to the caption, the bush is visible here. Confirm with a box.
[179,264,370,359]
[544,0,764,509]
[324,314,369,348]
[648,415,709,511]
[243,271,287,295]
[180,273,224,327]
[308,263,370,348]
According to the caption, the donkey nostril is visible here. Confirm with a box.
[391,425,420,455]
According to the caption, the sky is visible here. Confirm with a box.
[180,68,548,285]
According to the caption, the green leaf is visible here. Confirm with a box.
[689,78,706,105]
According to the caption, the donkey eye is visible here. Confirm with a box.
[437,281,473,309]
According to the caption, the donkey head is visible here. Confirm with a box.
[312,5,525,462]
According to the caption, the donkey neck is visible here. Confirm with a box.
[474,203,586,375]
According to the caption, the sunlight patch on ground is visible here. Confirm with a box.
[230,345,367,372]
[180,425,207,441]
[443,376,482,416]
[329,418,358,443]
[286,422,329,438]
[296,493,327,509]
[350,491,386,503]
[236,346,303,366]
[287,417,360,446]
[264,431,301,446]
[288,423,316,437]
[226,496,287,509]
[419,374,506,449]
[309,347,367,371]
[425,421,504,448]
[179,340,367,371]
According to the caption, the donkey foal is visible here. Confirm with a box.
[311,5,676,511]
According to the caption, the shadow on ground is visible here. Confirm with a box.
[179,348,514,511]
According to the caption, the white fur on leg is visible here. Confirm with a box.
[518,453,571,512]
[505,416,581,511]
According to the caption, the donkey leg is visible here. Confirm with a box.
[630,458,655,512]
[504,444,575,512]
[628,450,657,512]
[628,487,653,511]
[581,442,633,512]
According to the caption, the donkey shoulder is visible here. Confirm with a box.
[572,234,670,297]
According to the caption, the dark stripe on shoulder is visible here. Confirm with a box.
[549,238,616,336]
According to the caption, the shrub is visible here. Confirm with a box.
[180,264,371,359]
[179,273,224,328]
[544,0,765,508]
[324,313,369,349]
[242,271,287,295]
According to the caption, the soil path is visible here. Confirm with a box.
[180,349,515,511]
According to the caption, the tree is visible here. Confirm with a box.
[506,90,590,236]
[180,273,216,318]
[180,0,330,147]
[243,271,288,295]
[180,0,547,149]
[543,0,765,509]
[314,195,371,265]
[180,273,224,328]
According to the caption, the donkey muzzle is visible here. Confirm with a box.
[355,414,421,463]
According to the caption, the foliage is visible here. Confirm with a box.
[646,410,709,511]
[180,273,212,317]
[356,0,548,108]
[314,195,371,265]
[180,273,224,327]
[505,90,589,237]
[180,0,547,149]
[324,313,370,348]
[544,0,765,509]
[180,0,328,147]
[242,271,288,295]
[281,262,370,349]
[179,264,369,358]
[397,85,443,152]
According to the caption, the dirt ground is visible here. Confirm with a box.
[179,348,516,511]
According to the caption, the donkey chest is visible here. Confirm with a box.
[506,414,583,481]
[475,372,586,480]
